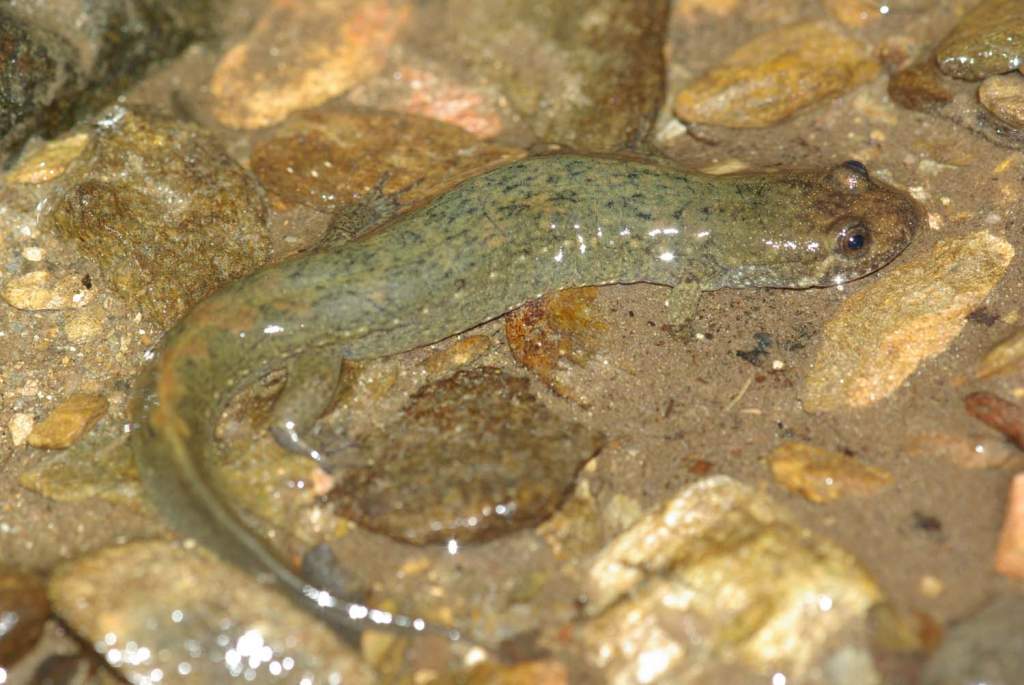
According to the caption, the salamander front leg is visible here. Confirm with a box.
[269,348,352,468]
[664,280,703,336]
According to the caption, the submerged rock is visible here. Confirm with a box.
[0,1,213,161]
[803,232,1014,413]
[768,441,892,503]
[979,72,1024,128]
[329,367,604,544]
[26,393,108,449]
[250,106,523,212]
[0,570,49,668]
[673,22,879,128]
[45,107,269,326]
[922,594,1024,685]
[49,542,375,685]
[936,0,1024,81]
[578,476,883,684]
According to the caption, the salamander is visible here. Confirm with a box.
[129,154,921,640]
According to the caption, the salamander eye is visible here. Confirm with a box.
[842,160,868,177]
[834,218,871,255]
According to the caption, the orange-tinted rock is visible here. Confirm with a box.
[979,73,1024,128]
[26,394,108,449]
[995,473,1024,579]
[769,441,892,503]
[936,0,1024,81]
[210,0,411,129]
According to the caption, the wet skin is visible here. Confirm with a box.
[129,154,922,641]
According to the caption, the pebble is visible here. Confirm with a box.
[4,133,89,184]
[1,270,93,311]
[8,413,34,447]
[504,287,601,399]
[26,394,108,449]
[964,392,1024,450]
[48,541,375,684]
[673,21,879,128]
[329,367,604,544]
[936,0,1024,81]
[921,594,1024,684]
[994,472,1024,579]
[64,308,106,343]
[902,432,1015,470]
[250,106,523,212]
[768,441,892,503]
[45,107,269,326]
[803,232,1015,412]
[579,476,882,683]
[19,434,140,505]
[210,0,411,129]
[979,72,1024,128]
[0,570,48,668]
[422,335,493,376]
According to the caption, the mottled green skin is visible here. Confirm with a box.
[130,154,921,638]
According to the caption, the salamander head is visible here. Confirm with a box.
[716,160,922,289]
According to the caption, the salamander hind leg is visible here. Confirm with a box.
[664,280,704,338]
[269,348,356,469]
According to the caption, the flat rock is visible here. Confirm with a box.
[49,541,376,684]
[936,0,1024,81]
[329,367,604,544]
[802,232,1014,413]
[250,106,523,212]
[673,21,880,128]
[210,0,411,129]
[979,72,1024,128]
[27,393,108,449]
[768,441,892,503]
[579,476,883,684]
[45,107,270,326]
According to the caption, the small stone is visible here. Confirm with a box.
[977,327,1024,378]
[26,394,108,449]
[921,594,1024,685]
[64,308,106,343]
[210,0,410,129]
[423,335,493,376]
[769,441,892,503]
[505,287,603,399]
[803,232,1015,412]
[936,0,1024,81]
[994,472,1024,580]
[0,570,48,668]
[8,413,35,447]
[579,476,883,683]
[1,270,93,311]
[964,392,1024,450]
[824,0,890,29]
[4,132,88,184]
[673,21,880,128]
[888,60,954,112]
[979,72,1024,128]
[19,434,140,505]
[250,106,523,212]
[329,367,604,544]
[45,107,269,326]
[902,432,1014,470]
[21,246,44,261]
[48,541,375,684]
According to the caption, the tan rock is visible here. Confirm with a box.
[936,0,1024,81]
[674,22,880,128]
[803,232,1014,413]
[8,413,35,447]
[769,441,892,503]
[210,0,410,129]
[977,327,1024,378]
[49,542,375,684]
[979,73,1024,128]
[1,271,94,311]
[994,472,1024,580]
[580,476,882,683]
[64,309,106,343]
[27,394,109,449]
[824,0,889,28]
[422,335,493,376]
[4,133,89,184]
